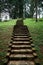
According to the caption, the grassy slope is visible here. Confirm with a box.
[0,19,17,65]
[24,18,43,65]
[0,19,43,65]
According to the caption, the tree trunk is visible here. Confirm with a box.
[35,0,38,22]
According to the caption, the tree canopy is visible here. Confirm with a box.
[0,0,43,20]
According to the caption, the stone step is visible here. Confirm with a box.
[6,53,10,58]
[13,32,29,35]
[30,40,33,43]
[11,50,33,54]
[13,25,28,28]
[13,31,29,34]
[13,28,28,31]
[33,53,37,58]
[12,37,32,41]
[8,61,35,65]
[11,45,31,49]
[31,44,35,47]
[13,36,28,38]
[9,54,34,60]
[13,27,29,32]
[12,40,31,42]
[9,44,12,46]
[11,45,31,48]
[13,26,28,29]
[32,48,36,52]
[8,44,12,47]
[11,49,33,54]
[13,33,29,36]
[12,35,31,38]
[7,48,11,52]
[14,33,28,36]
[13,41,30,44]
[13,36,32,39]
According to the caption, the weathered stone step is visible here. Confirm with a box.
[13,33,29,35]
[8,61,35,65]
[12,40,33,43]
[32,48,36,52]
[31,44,35,47]
[12,41,31,44]
[9,44,12,47]
[9,43,31,46]
[11,45,31,48]
[12,30,30,34]
[9,54,34,60]
[14,36,28,38]
[30,40,33,43]
[12,35,31,37]
[13,25,28,29]
[7,48,11,52]
[6,52,38,58]
[11,51,33,54]
[13,28,28,31]
[11,49,33,53]
[14,33,28,36]
[33,53,37,58]
[14,29,29,32]
[6,53,10,58]
[10,41,32,44]
[11,45,31,49]
[13,27,29,31]
[12,37,32,41]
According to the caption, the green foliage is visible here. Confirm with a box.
[30,0,35,17]
[0,0,43,19]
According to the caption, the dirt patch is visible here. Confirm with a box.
[0,49,2,51]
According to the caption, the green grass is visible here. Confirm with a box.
[0,19,17,65]
[0,18,43,65]
[24,18,43,65]
[0,19,17,26]
[24,18,43,45]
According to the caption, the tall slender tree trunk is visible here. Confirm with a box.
[42,7,43,18]
[35,0,38,22]
[39,8,40,19]
[36,5,37,22]
[0,13,1,20]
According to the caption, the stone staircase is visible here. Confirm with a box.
[4,20,40,65]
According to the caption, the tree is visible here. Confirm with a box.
[34,0,43,22]
[7,0,24,18]
[30,0,35,18]
[35,0,38,22]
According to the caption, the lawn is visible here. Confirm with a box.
[0,19,17,65]
[0,18,43,65]
[24,18,43,65]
